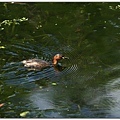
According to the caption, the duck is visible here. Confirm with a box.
[22,54,69,70]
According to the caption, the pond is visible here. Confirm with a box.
[0,2,120,118]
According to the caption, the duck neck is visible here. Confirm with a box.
[52,59,58,65]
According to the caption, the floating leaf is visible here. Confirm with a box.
[0,46,5,49]
[52,82,57,86]
[39,86,43,89]
[20,111,30,117]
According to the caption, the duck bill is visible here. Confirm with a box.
[62,56,69,59]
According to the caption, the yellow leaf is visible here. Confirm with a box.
[0,46,5,49]
[20,111,30,117]
[52,82,57,86]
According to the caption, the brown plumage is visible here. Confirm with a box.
[22,54,69,70]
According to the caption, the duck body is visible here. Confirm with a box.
[22,54,69,70]
[22,59,51,70]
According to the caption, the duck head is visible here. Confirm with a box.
[52,54,69,65]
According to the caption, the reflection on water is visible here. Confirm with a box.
[28,87,63,118]
[105,77,120,117]
[108,89,120,118]
[28,87,56,110]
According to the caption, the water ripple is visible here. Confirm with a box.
[1,60,79,86]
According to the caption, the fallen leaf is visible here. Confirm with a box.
[0,103,4,107]
[20,111,30,117]
[52,82,57,86]
[0,46,5,49]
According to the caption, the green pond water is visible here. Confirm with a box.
[0,2,120,118]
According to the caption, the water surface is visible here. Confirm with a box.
[0,2,120,118]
